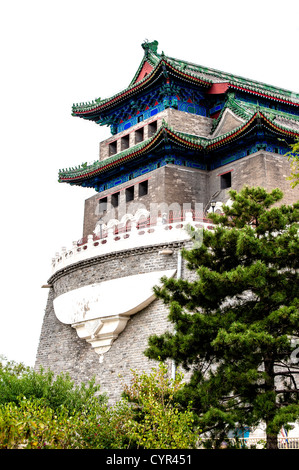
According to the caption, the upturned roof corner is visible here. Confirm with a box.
[64,42,299,192]
[71,41,299,122]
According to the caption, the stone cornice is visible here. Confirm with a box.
[48,240,186,285]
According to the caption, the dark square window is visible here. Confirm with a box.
[139,180,148,197]
[148,120,157,137]
[111,192,119,208]
[99,197,108,213]
[121,135,130,151]
[135,127,144,144]
[126,186,134,202]
[220,172,232,189]
[109,141,117,156]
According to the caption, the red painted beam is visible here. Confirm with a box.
[207,83,229,95]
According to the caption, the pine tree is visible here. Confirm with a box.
[145,187,299,449]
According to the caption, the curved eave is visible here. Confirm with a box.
[72,59,212,120]
[161,58,212,88]
[229,83,299,108]
[59,127,205,184]
[261,113,299,137]
[207,114,257,150]
[72,49,299,120]
[72,65,162,118]
[59,113,299,185]
[207,111,299,150]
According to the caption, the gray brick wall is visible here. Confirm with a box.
[83,151,299,240]
[35,242,190,402]
[82,165,209,239]
[99,108,212,161]
[208,151,299,207]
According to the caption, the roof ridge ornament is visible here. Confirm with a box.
[256,101,262,119]
[142,39,159,56]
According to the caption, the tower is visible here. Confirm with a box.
[35,41,299,402]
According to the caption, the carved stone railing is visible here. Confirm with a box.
[51,211,214,275]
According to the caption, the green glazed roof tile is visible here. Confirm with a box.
[72,41,299,118]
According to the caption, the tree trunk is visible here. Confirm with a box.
[266,432,278,450]
[264,357,278,449]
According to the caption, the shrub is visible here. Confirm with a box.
[0,356,106,414]
[122,362,198,449]
[0,357,199,449]
[0,398,81,449]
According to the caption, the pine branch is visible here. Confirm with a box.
[275,361,299,370]
[274,371,299,376]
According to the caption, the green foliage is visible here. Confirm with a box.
[0,356,131,449]
[0,355,30,376]
[0,357,106,414]
[145,187,299,449]
[122,362,198,449]
[0,399,80,449]
[0,397,134,449]
[76,399,135,449]
[286,137,299,188]
[0,357,198,449]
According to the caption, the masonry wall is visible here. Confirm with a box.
[99,108,213,161]
[36,152,298,403]
[35,242,190,403]
[83,150,299,239]
[82,165,209,239]
[208,151,299,207]
[37,112,299,404]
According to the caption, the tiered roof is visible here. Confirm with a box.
[59,108,299,185]
[60,41,299,187]
[72,40,299,120]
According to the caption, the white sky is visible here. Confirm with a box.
[0,0,298,367]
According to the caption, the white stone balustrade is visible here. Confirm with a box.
[51,211,214,276]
